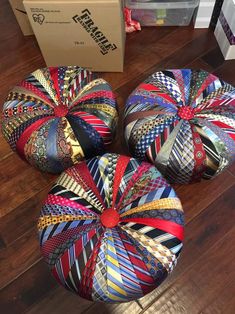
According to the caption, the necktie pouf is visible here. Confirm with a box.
[124,69,235,183]
[1,66,118,173]
[38,153,184,302]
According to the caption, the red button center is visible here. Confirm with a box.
[100,208,120,228]
[54,105,69,117]
[177,106,195,120]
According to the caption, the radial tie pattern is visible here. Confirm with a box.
[2,66,118,173]
[38,153,184,303]
[124,69,235,183]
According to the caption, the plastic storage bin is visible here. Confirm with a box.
[125,0,199,26]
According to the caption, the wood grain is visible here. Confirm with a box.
[0,154,55,217]
[0,227,40,289]
[141,227,235,314]
[26,287,94,314]
[137,183,235,309]
[1,259,56,313]
[0,0,235,313]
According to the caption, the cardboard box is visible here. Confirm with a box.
[9,0,34,35]
[23,0,125,72]
[214,0,235,60]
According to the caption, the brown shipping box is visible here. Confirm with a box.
[9,0,34,35]
[23,0,125,72]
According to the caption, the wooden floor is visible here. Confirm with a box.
[1,1,235,313]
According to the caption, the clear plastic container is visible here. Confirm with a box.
[125,0,199,26]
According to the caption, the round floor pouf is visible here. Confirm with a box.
[124,69,235,183]
[2,66,118,173]
[38,153,184,302]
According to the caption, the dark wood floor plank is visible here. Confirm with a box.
[174,170,235,222]
[200,280,235,314]
[0,133,12,161]
[174,183,235,276]
[227,162,235,177]
[1,259,56,314]
[185,57,214,73]
[0,227,40,289]
[0,154,55,217]
[26,287,141,314]
[0,187,51,247]
[213,60,235,85]
[116,30,217,103]
[26,287,93,314]
[201,46,225,69]
[154,30,218,70]
[83,300,142,314]
[137,183,235,309]
[141,227,235,314]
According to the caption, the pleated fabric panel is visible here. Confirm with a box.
[124,69,235,183]
[38,153,184,302]
[2,66,118,173]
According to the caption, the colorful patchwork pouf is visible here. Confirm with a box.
[2,67,118,173]
[38,153,184,302]
[124,69,235,183]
